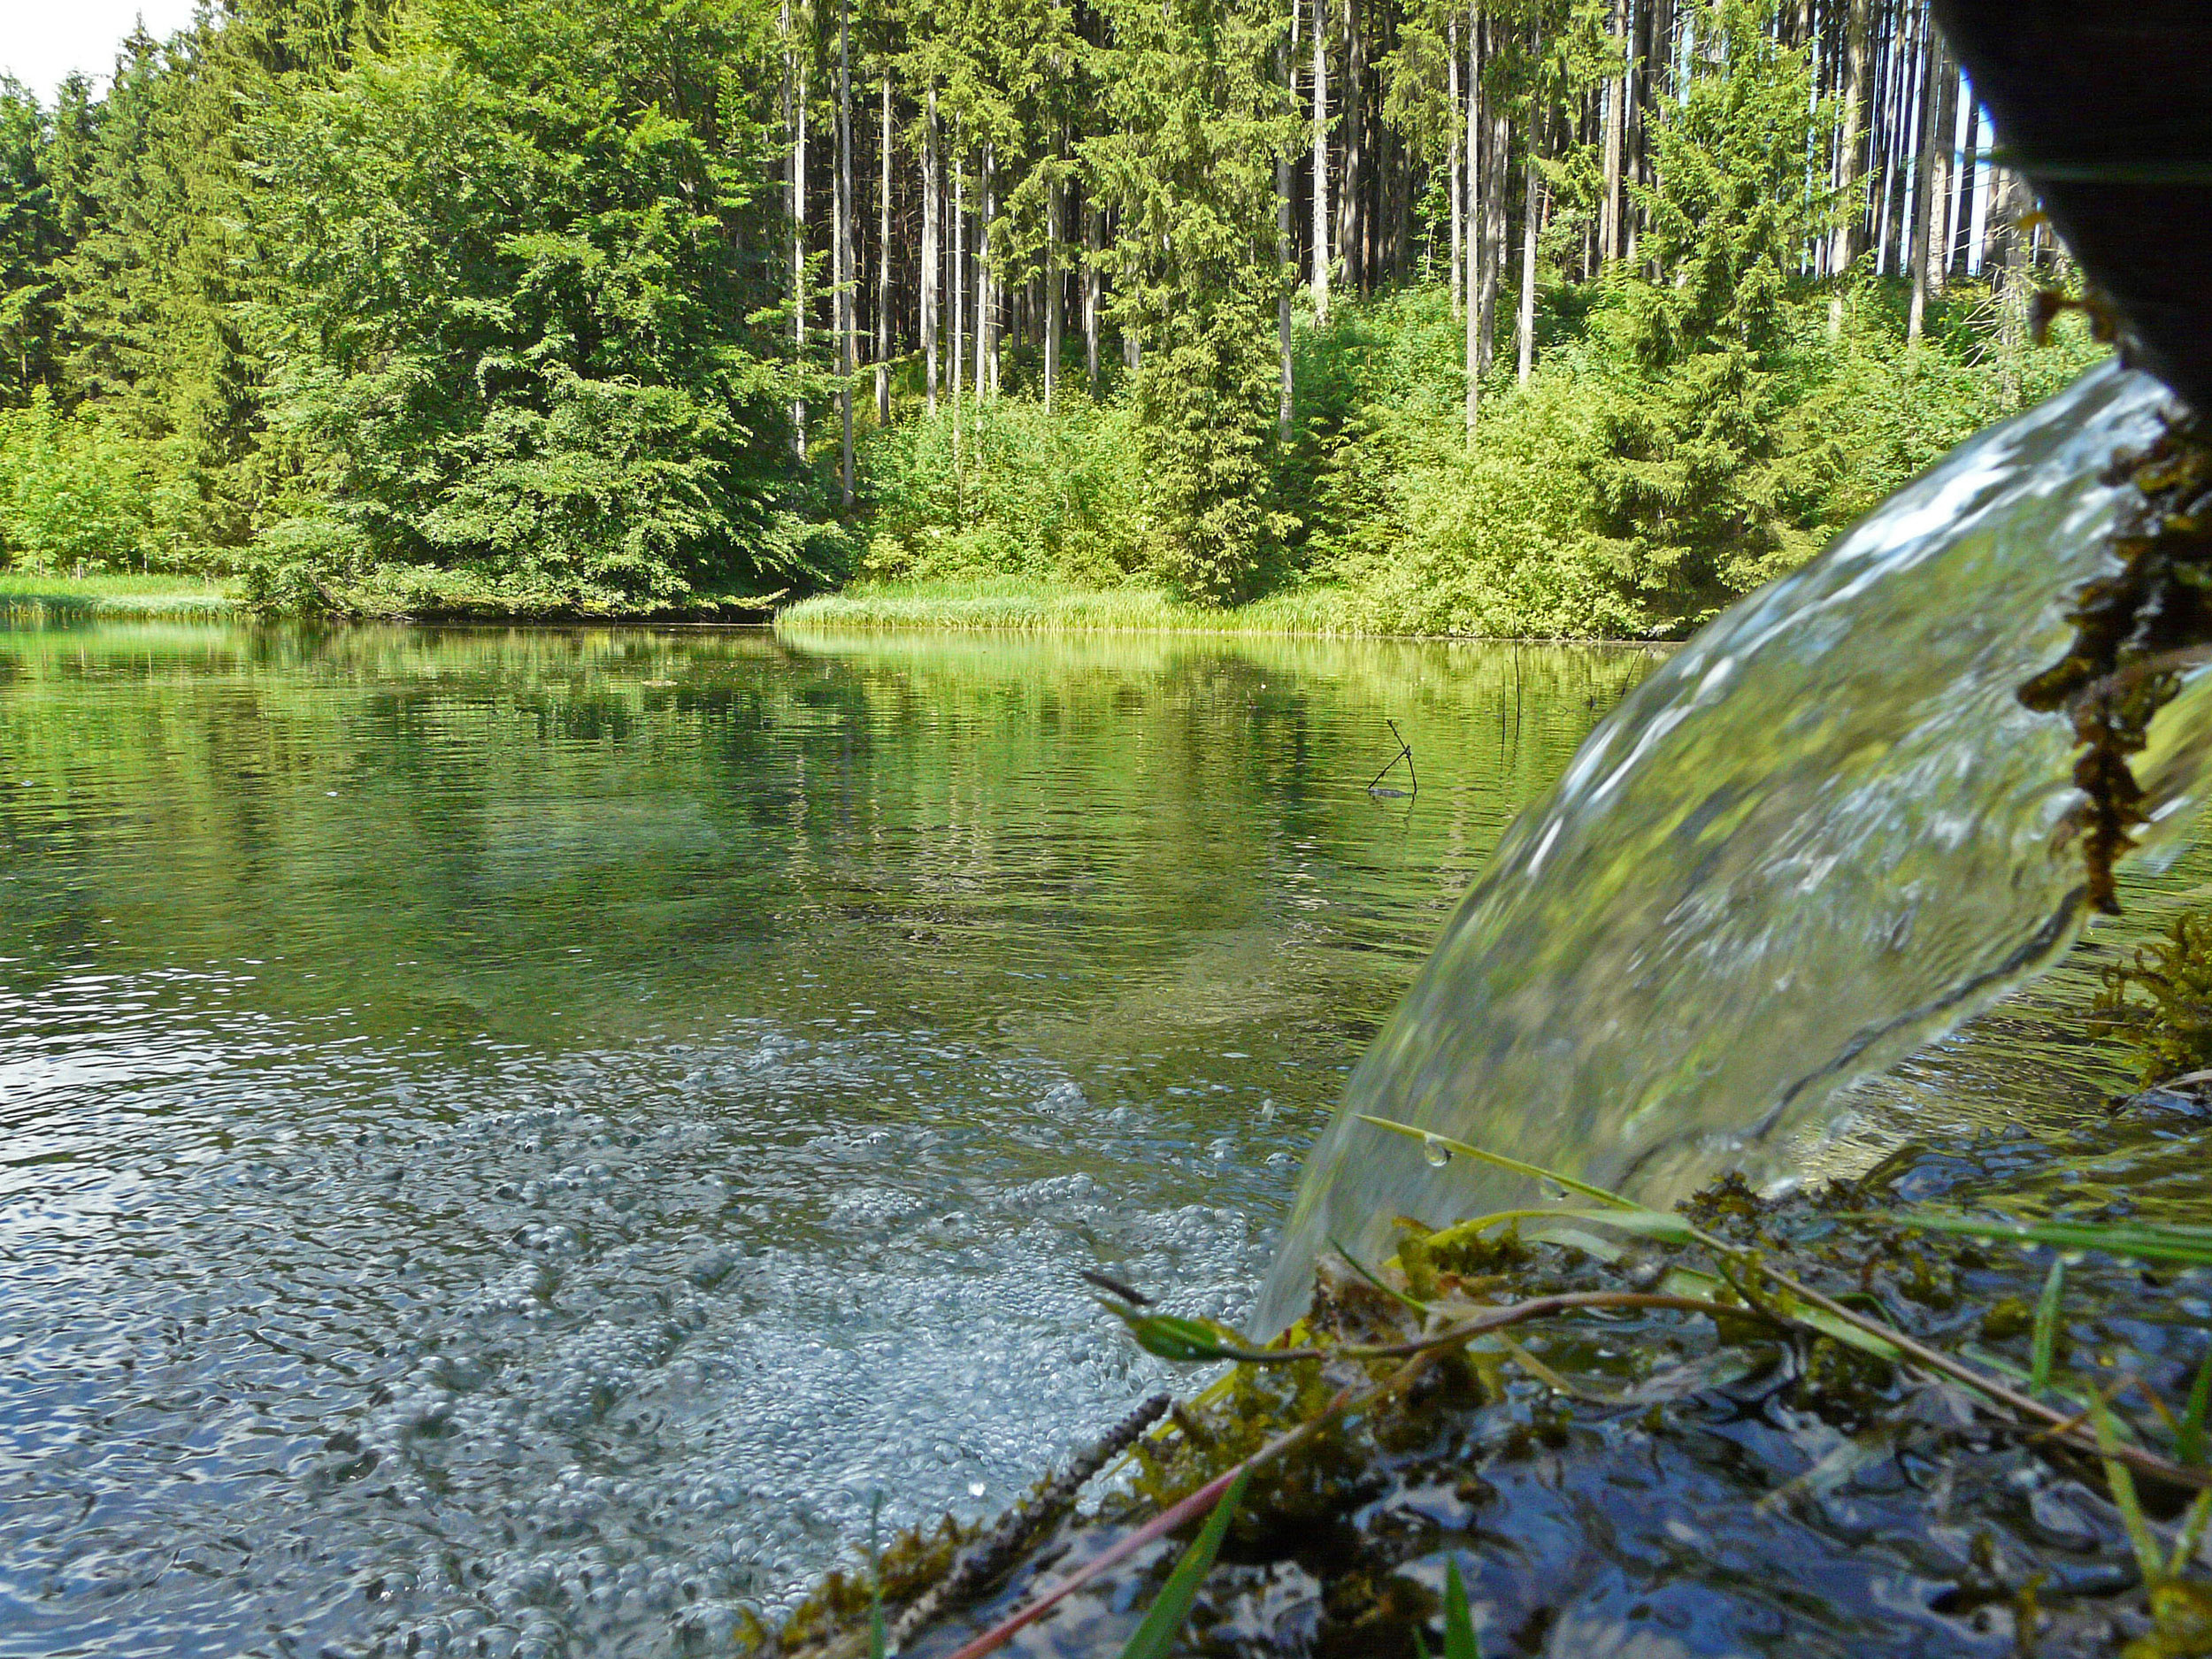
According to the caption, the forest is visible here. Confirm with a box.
[0,0,2108,635]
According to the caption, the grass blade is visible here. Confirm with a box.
[1115,1469,1250,1659]
[2093,1391,2166,1584]
[1851,1210,2212,1267]
[868,1492,887,1659]
[1441,1555,1482,1659]
[2031,1258,2065,1396]
[2185,1346,2212,1467]
[1355,1113,1640,1211]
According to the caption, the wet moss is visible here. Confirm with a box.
[763,1514,971,1655]
[780,1098,2212,1658]
[2019,415,2212,914]
[2095,910,2212,1086]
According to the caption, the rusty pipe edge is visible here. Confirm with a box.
[1931,3,2212,412]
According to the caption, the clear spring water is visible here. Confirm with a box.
[0,625,1662,1657]
[10,396,2212,1655]
[1258,359,2212,1335]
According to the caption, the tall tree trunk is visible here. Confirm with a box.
[836,0,853,508]
[1984,162,2029,275]
[1599,0,1626,264]
[1046,157,1062,413]
[923,88,939,415]
[1877,0,1912,275]
[1337,0,1363,296]
[951,155,964,468]
[980,147,996,398]
[1463,12,1479,442]
[1310,0,1329,319]
[1626,0,1654,262]
[1448,16,1461,317]
[1907,9,1940,346]
[1478,14,1504,377]
[1517,103,1540,387]
[1044,138,1062,413]
[876,76,891,426]
[787,0,806,460]
[1829,0,1871,273]
[1277,12,1294,440]
[1084,204,1101,389]
[1927,42,1957,298]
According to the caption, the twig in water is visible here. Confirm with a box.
[938,1348,1449,1659]
[1081,1268,1153,1307]
[1366,718,1417,797]
[887,1393,1171,1651]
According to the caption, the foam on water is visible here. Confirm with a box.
[0,631,1660,1655]
[0,1008,1263,1656]
[1260,361,2212,1333]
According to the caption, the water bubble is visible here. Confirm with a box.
[966,1481,987,1499]
[1421,1135,1451,1169]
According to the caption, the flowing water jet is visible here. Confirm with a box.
[1259,2,2212,1335]
[1257,361,2212,1333]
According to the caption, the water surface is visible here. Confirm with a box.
[0,617,2199,1658]
[0,621,1651,1657]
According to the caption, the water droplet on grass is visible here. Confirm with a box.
[1422,1135,1450,1169]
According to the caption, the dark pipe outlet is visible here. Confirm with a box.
[1932,4,2212,411]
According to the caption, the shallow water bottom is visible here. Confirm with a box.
[0,619,2205,1657]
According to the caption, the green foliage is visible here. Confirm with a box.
[0,388,197,572]
[243,0,839,613]
[1581,4,1830,617]
[1086,0,1294,603]
[2092,910,2212,1087]
[859,396,1150,584]
[0,0,2124,626]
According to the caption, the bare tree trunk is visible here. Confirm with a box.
[1599,0,1625,264]
[876,76,891,426]
[923,88,939,415]
[1627,0,1656,262]
[1479,20,1505,378]
[1084,204,1101,390]
[786,0,807,460]
[1517,107,1540,387]
[1877,0,1913,275]
[951,154,964,469]
[1463,12,1478,442]
[1828,0,1871,273]
[1448,16,1461,317]
[981,147,997,398]
[1927,40,1957,298]
[1278,9,1295,439]
[1907,8,1940,347]
[1337,0,1362,296]
[1984,162,2029,275]
[1310,0,1329,319]
[1046,146,1062,412]
[835,0,853,508]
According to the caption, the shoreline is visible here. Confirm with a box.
[0,572,1690,644]
[778,580,1679,644]
[0,573,241,618]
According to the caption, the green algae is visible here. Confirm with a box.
[768,1090,2212,1658]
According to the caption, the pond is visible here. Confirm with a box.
[0,618,2196,1657]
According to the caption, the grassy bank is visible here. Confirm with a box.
[776,577,1383,637]
[0,572,240,618]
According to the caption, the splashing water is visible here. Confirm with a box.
[1257,361,2212,1334]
